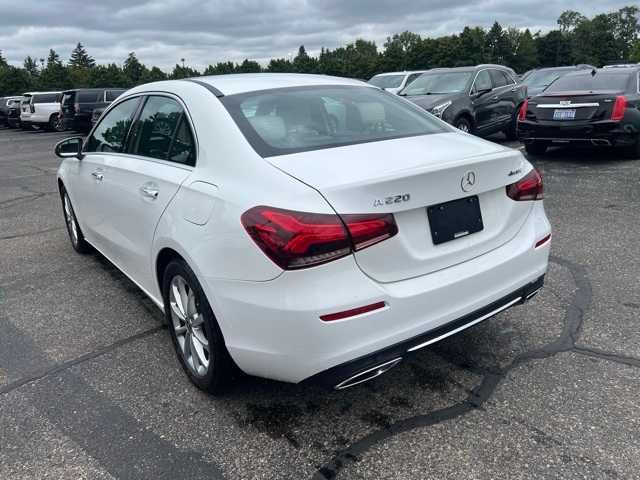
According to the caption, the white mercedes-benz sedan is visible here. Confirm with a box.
[55,74,551,392]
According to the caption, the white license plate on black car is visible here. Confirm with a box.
[553,109,576,120]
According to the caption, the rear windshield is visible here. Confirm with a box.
[368,74,405,89]
[546,72,631,92]
[401,71,473,95]
[523,69,571,88]
[77,91,101,103]
[105,90,125,102]
[32,93,60,103]
[62,92,75,104]
[221,85,447,157]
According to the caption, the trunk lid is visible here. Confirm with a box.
[268,132,532,283]
[530,90,623,122]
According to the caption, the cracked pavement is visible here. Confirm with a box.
[0,127,639,479]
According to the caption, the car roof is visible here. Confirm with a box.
[190,73,370,96]
[373,71,428,76]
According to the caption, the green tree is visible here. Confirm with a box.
[68,43,95,68]
[23,56,39,77]
[171,64,200,79]
[203,61,236,75]
[535,30,573,67]
[140,66,168,83]
[266,58,294,72]
[557,10,587,32]
[235,59,261,73]
[293,45,318,73]
[90,64,128,88]
[39,49,70,90]
[123,52,146,86]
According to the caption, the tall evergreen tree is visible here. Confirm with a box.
[68,43,95,68]
[123,52,146,86]
[23,56,39,76]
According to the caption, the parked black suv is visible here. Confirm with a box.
[5,97,24,128]
[517,66,640,157]
[0,96,22,126]
[399,65,527,139]
[60,88,126,132]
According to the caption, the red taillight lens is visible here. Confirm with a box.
[241,206,397,270]
[611,95,626,121]
[518,99,528,122]
[506,168,543,201]
[320,301,386,321]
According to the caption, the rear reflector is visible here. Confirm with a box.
[518,99,528,121]
[611,96,626,122]
[535,233,551,248]
[320,301,386,322]
[241,206,397,270]
[506,168,543,201]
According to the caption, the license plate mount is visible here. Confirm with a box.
[427,196,483,245]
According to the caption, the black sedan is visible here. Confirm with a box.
[517,67,640,157]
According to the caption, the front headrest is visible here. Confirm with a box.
[356,102,385,125]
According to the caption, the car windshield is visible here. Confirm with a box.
[546,72,630,92]
[368,74,405,89]
[222,85,447,157]
[401,72,472,95]
[523,69,569,88]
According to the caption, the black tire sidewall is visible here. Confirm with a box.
[162,259,230,394]
[61,190,91,253]
[454,117,473,134]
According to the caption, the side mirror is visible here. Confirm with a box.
[55,137,84,159]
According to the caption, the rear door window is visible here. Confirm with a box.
[77,91,101,103]
[85,97,141,153]
[128,96,195,165]
[490,70,509,88]
[32,93,59,103]
[105,90,125,102]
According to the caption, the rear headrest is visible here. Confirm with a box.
[248,115,287,143]
[356,102,385,125]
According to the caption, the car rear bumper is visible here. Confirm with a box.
[518,120,637,147]
[206,202,551,384]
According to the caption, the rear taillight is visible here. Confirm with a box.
[506,168,543,201]
[611,96,626,121]
[241,206,398,270]
[518,99,528,122]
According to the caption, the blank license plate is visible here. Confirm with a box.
[553,109,576,120]
[427,196,483,245]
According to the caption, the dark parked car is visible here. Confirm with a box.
[399,65,527,139]
[6,97,24,128]
[0,96,22,126]
[522,65,595,98]
[60,88,126,132]
[517,66,640,156]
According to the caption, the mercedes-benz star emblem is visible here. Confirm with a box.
[461,171,476,192]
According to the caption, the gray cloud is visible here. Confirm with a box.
[0,0,632,71]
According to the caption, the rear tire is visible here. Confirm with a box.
[162,259,235,394]
[61,190,91,254]
[48,114,61,132]
[525,141,548,156]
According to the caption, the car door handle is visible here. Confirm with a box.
[91,171,104,181]
[140,186,159,199]
[491,95,499,100]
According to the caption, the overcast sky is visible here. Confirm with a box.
[0,0,632,71]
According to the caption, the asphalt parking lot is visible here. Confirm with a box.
[1,126,639,480]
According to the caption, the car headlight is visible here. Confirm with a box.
[430,100,452,118]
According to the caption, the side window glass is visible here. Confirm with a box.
[473,70,492,92]
[168,118,196,166]
[129,96,186,162]
[85,97,140,153]
[490,70,508,88]
[406,73,422,85]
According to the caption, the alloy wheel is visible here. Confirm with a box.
[63,194,79,246]
[169,275,210,377]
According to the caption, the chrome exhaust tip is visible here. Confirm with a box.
[334,357,403,390]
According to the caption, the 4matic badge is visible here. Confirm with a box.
[373,194,411,207]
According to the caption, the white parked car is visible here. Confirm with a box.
[368,71,429,94]
[20,91,62,130]
[55,74,551,393]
